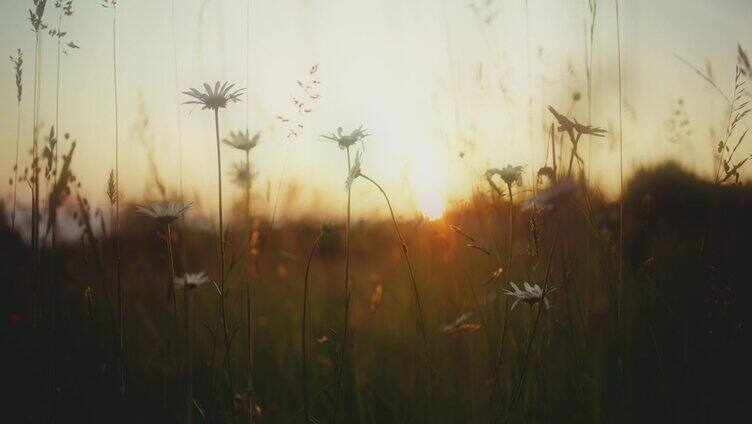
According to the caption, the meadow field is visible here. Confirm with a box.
[1,0,750,423]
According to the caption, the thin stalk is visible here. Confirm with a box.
[184,288,194,424]
[166,224,178,322]
[31,30,42,330]
[214,108,236,424]
[165,223,181,416]
[244,148,255,424]
[302,231,324,424]
[12,101,21,230]
[170,0,184,202]
[615,0,624,322]
[361,174,433,370]
[525,0,535,189]
[333,146,352,422]
[110,3,125,395]
[494,183,515,394]
[244,7,256,416]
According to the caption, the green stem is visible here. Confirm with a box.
[184,286,193,424]
[333,146,352,422]
[361,174,433,369]
[303,231,324,424]
[244,148,255,424]
[214,108,236,423]
[494,183,514,395]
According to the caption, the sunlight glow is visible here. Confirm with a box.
[409,152,447,220]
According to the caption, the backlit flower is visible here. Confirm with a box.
[321,125,370,150]
[174,271,209,290]
[183,82,244,111]
[548,105,606,141]
[223,129,260,152]
[229,162,256,188]
[487,165,525,187]
[136,201,191,224]
[504,282,555,310]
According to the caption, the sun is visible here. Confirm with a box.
[409,153,447,220]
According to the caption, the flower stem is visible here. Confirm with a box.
[244,148,255,424]
[302,230,324,424]
[494,183,514,396]
[110,3,125,395]
[361,174,434,370]
[184,287,193,424]
[214,108,236,423]
[11,101,20,230]
[333,146,352,422]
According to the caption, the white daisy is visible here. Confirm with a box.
[504,282,555,310]
[136,201,191,224]
[174,271,209,290]
[321,125,370,150]
[487,164,525,187]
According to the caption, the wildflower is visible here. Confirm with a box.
[321,125,370,150]
[174,271,209,290]
[486,165,525,187]
[223,129,260,152]
[548,105,606,141]
[136,201,191,224]
[504,282,555,310]
[345,150,363,191]
[230,162,255,188]
[183,82,244,111]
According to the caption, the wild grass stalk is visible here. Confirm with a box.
[302,224,328,423]
[10,49,22,231]
[29,0,48,330]
[615,0,624,323]
[360,173,434,372]
[525,0,535,189]
[101,0,125,394]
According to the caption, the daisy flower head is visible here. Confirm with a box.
[322,125,370,150]
[183,82,244,111]
[229,161,256,188]
[487,164,525,188]
[548,105,606,141]
[136,201,191,224]
[223,129,260,152]
[174,271,209,290]
[504,282,556,310]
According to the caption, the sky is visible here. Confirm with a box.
[1,0,751,224]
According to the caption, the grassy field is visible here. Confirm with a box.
[2,2,750,423]
[1,163,747,422]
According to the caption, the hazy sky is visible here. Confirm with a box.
[1,0,751,222]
